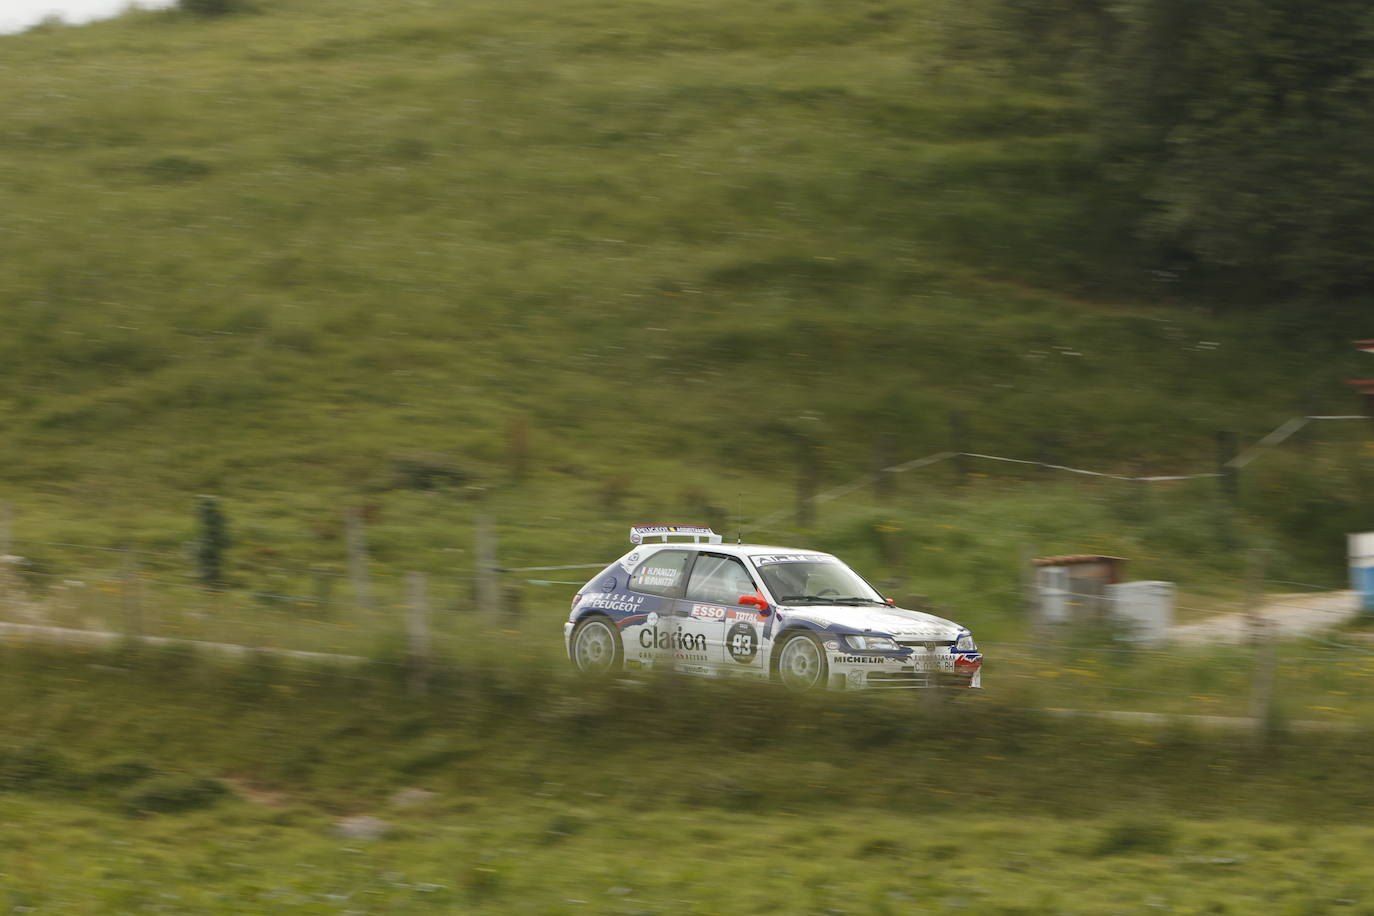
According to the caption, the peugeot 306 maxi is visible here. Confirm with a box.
[565,526,982,690]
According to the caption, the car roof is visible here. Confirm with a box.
[630,542,832,559]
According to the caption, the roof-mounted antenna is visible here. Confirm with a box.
[736,491,743,544]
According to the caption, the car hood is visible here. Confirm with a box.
[777,604,966,641]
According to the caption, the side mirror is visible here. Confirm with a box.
[738,595,771,616]
[884,598,895,606]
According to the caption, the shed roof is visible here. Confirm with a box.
[1031,554,1127,567]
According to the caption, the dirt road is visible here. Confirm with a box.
[1170,590,1361,645]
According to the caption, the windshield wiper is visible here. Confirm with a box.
[776,595,887,606]
[775,595,831,605]
[828,597,889,606]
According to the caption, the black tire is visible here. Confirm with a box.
[772,630,829,692]
[569,615,623,677]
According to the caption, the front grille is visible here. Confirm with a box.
[865,670,933,689]
[897,639,955,650]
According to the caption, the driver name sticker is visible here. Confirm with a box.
[634,566,682,588]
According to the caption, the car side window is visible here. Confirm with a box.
[629,550,692,597]
[684,554,757,606]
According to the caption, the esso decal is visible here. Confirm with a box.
[691,604,727,620]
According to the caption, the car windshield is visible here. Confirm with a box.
[751,555,885,606]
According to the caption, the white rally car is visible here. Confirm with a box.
[564,526,982,690]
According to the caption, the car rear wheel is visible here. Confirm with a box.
[774,630,828,692]
[571,615,622,676]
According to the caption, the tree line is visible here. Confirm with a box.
[972,0,1374,313]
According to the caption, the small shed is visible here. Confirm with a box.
[1032,554,1127,623]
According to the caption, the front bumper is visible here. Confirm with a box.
[827,649,983,690]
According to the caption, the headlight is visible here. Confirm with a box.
[955,634,977,652]
[846,634,897,651]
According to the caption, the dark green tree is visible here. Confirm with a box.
[196,496,230,586]
[177,0,248,16]
[969,0,1374,305]
[1099,0,1374,301]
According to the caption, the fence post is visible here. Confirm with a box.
[872,433,896,500]
[344,507,373,610]
[1123,453,1150,523]
[795,444,817,530]
[1216,431,1239,503]
[1036,431,1059,473]
[122,546,142,639]
[1246,550,1277,734]
[1022,544,1043,634]
[950,411,968,487]
[406,571,431,695]
[475,512,501,615]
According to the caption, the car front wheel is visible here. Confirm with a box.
[570,615,622,676]
[774,630,829,692]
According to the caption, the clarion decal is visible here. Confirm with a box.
[639,627,707,652]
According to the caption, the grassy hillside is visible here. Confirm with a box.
[0,0,1369,620]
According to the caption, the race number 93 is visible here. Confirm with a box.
[726,622,757,663]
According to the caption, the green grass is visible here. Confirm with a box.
[11,798,1374,914]
[7,646,1374,912]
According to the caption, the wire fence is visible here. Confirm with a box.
[0,411,1367,717]
[745,413,1369,534]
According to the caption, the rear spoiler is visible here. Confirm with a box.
[630,525,722,545]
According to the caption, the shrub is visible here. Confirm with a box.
[178,0,249,16]
[85,759,157,789]
[0,746,69,792]
[1093,816,1178,856]
[120,775,228,815]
